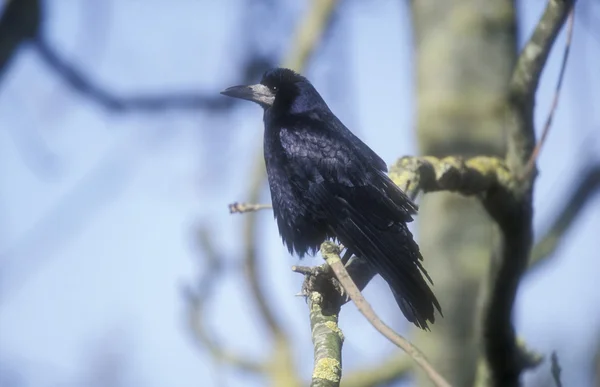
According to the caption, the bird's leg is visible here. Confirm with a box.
[292,262,347,313]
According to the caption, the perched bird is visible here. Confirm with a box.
[221,68,441,329]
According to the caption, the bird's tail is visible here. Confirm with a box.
[321,193,442,329]
[340,221,441,329]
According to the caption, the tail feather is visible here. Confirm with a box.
[313,183,442,329]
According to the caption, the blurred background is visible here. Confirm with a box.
[1,0,599,386]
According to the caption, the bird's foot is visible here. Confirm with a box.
[291,263,347,313]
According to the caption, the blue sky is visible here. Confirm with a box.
[1,1,599,386]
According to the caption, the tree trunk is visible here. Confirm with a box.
[410,1,517,385]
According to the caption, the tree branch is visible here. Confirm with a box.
[32,35,235,113]
[0,0,40,83]
[389,155,511,200]
[479,2,575,385]
[523,9,575,176]
[529,164,600,269]
[229,202,272,214]
[319,242,451,387]
[506,0,574,178]
[307,290,344,387]
[185,226,267,375]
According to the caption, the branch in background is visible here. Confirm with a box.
[185,226,266,376]
[523,9,575,177]
[3,0,245,114]
[32,35,235,113]
[550,352,563,387]
[506,0,574,178]
[0,0,40,83]
[529,164,600,269]
[482,1,575,386]
[319,242,451,387]
[593,336,600,387]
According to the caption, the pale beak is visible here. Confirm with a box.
[220,83,275,108]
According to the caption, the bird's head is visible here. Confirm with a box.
[221,68,323,113]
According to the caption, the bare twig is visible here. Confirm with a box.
[550,352,563,387]
[523,9,575,177]
[319,242,452,387]
[228,202,272,214]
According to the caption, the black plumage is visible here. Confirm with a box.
[221,68,441,329]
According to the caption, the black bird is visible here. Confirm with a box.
[221,68,441,329]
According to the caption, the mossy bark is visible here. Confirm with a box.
[309,291,344,387]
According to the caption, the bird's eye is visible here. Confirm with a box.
[271,86,278,92]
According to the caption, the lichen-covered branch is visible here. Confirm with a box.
[308,291,344,387]
[389,156,511,199]
[392,4,574,384]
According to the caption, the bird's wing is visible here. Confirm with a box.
[279,125,417,220]
[280,126,440,329]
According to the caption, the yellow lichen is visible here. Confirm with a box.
[324,321,344,342]
[312,358,341,382]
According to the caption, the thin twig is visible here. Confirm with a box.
[506,0,575,178]
[319,242,452,387]
[523,8,576,177]
[228,202,272,214]
[529,164,600,270]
